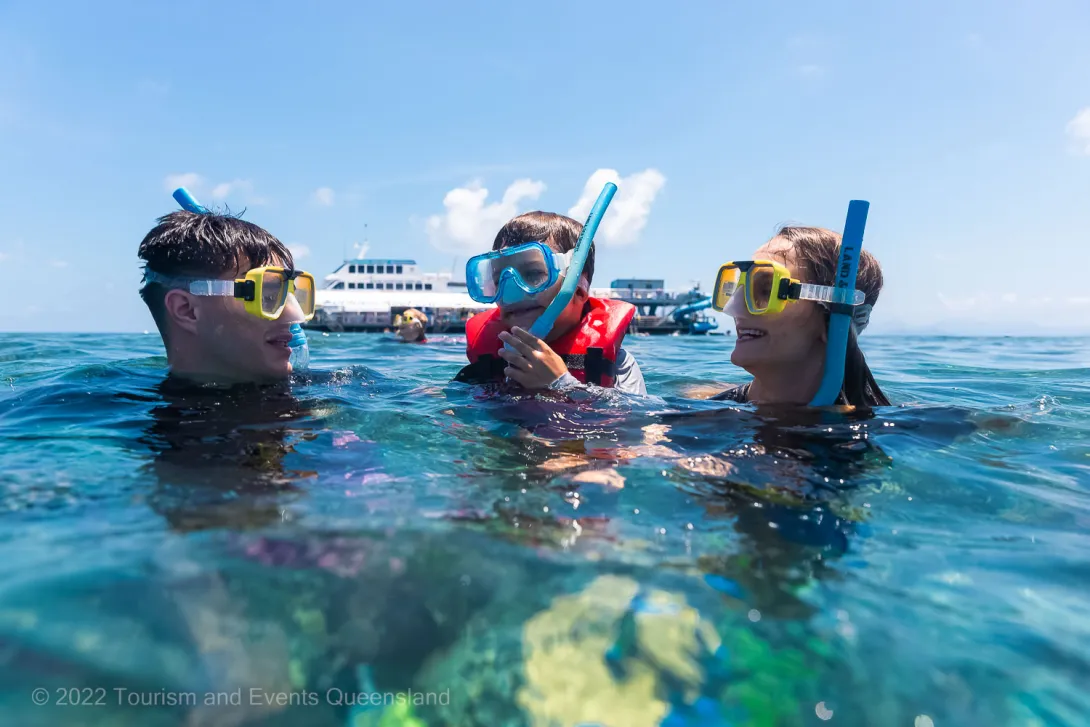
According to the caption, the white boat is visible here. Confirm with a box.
[306,257,493,333]
[306,262,719,335]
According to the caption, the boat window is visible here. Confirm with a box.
[349,265,356,273]
[377,265,385,274]
[396,265,403,274]
[415,283,423,290]
[396,283,404,290]
[332,282,344,290]
[349,283,356,289]
[366,283,374,289]
[425,283,432,290]
[367,265,374,274]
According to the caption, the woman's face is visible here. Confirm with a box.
[727,236,827,373]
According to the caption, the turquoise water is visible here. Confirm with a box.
[0,332,1088,726]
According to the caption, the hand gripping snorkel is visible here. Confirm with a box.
[504,182,618,351]
[809,199,869,406]
[169,186,310,371]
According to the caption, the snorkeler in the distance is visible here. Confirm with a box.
[708,208,890,407]
[137,195,316,384]
[453,208,646,395]
[393,308,428,343]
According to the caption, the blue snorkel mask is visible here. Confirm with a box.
[465,242,574,306]
[810,199,870,407]
[169,187,311,373]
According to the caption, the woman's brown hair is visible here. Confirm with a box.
[777,225,891,407]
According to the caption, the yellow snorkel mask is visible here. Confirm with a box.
[711,259,864,316]
[142,265,317,321]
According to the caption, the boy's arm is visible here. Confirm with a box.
[612,349,646,395]
[548,348,646,395]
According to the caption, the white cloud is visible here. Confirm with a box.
[137,80,170,96]
[966,33,984,50]
[425,178,547,253]
[161,173,266,206]
[797,64,827,80]
[567,168,666,247]
[311,187,336,207]
[289,244,311,261]
[1065,108,1090,155]
[49,259,67,269]
[164,172,203,192]
[0,251,7,262]
[210,179,265,205]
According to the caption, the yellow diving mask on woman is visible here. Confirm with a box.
[711,259,864,316]
[142,265,316,321]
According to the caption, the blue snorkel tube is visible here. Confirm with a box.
[169,186,310,371]
[809,199,869,406]
[509,182,617,345]
[173,187,209,214]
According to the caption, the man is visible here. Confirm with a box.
[138,210,315,383]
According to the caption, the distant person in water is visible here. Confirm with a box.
[453,211,646,395]
[137,210,316,383]
[708,225,890,406]
[394,308,428,343]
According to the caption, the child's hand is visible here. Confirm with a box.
[497,327,569,390]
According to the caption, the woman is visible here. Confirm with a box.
[709,225,890,407]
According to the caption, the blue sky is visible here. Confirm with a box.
[1,0,1089,334]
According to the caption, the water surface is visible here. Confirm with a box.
[0,332,1087,726]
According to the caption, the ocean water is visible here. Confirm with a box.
[0,331,1088,727]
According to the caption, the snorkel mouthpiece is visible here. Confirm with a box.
[508,182,617,347]
[809,199,869,407]
[288,323,310,371]
[168,186,311,372]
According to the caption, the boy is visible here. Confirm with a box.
[453,211,646,395]
[138,210,315,383]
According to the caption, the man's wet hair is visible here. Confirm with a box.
[138,210,293,341]
[492,211,594,285]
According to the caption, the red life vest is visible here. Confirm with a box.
[460,297,636,387]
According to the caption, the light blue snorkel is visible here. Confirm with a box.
[169,186,310,371]
[809,199,869,406]
[172,187,209,215]
[503,182,618,351]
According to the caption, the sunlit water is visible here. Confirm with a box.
[0,331,1087,726]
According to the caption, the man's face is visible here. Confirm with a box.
[166,261,306,383]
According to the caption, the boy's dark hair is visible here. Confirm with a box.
[492,211,595,285]
[138,211,293,340]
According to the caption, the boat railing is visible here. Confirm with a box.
[591,288,702,302]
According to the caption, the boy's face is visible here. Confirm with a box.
[497,242,588,341]
[166,258,306,382]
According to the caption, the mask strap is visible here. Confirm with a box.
[853,303,872,334]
